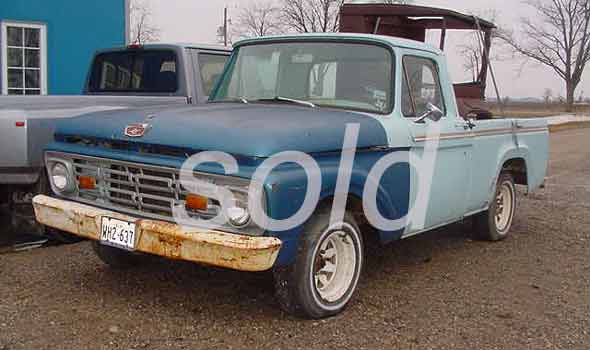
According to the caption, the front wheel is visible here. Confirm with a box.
[273,209,364,319]
[474,172,516,241]
[91,242,141,269]
[46,228,85,244]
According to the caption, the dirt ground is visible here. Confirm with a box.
[1,129,589,350]
[490,101,590,118]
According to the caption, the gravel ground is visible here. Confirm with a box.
[1,129,589,350]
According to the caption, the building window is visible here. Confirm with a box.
[1,21,47,95]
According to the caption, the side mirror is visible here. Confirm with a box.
[414,102,444,124]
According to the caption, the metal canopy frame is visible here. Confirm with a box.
[340,4,497,102]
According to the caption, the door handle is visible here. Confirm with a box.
[455,122,470,130]
[456,119,476,130]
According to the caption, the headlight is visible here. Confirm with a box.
[51,163,68,190]
[182,174,266,235]
[48,160,76,194]
[226,206,251,228]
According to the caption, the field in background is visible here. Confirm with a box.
[489,101,590,118]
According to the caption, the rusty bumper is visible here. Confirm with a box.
[32,195,282,272]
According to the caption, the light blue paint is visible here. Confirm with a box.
[0,0,126,94]
[234,34,548,237]
[234,32,444,56]
[43,33,549,267]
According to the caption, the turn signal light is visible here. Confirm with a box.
[186,194,208,211]
[79,176,96,190]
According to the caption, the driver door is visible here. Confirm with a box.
[401,54,473,232]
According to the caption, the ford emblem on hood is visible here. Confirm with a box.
[124,123,151,138]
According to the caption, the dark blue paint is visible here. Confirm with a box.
[54,103,389,157]
[48,103,410,267]
[263,150,410,265]
[48,142,410,267]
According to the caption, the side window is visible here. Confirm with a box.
[197,53,228,96]
[402,56,445,117]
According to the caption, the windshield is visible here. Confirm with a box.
[211,41,393,114]
[88,50,178,93]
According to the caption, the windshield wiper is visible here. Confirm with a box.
[212,97,249,104]
[254,96,316,108]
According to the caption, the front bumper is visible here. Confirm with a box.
[32,195,282,272]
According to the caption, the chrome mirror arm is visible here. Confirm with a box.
[414,102,443,124]
[414,110,431,124]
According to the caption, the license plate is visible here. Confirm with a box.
[100,217,136,250]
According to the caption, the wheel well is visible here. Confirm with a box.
[502,158,528,186]
[317,195,380,248]
[0,186,9,206]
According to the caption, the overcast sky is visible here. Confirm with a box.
[150,0,590,99]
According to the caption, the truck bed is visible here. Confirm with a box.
[0,95,188,114]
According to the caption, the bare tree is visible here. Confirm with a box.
[281,0,345,33]
[460,42,485,82]
[499,0,590,112]
[375,0,414,3]
[346,0,414,4]
[234,1,281,38]
[280,0,415,34]
[278,0,414,92]
[458,10,500,82]
[129,0,160,45]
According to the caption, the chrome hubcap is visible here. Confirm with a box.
[313,230,357,303]
[495,183,513,232]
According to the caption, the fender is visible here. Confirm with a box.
[493,146,531,195]
[266,149,410,266]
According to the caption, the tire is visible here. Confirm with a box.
[46,228,85,244]
[91,241,141,269]
[474,172,516,241]
[273,208,364,319]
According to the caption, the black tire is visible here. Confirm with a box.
[474,172,516,241]
[273,208,364,319]
[46,228,85,244]
[91,241,141,269]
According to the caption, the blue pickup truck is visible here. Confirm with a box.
[33,33,549,319]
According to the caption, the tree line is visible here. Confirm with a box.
[229,0,590,112]
[130,0,590,112]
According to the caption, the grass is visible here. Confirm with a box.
[488,101,590,118]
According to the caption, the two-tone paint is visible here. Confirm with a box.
[40,33,549,267]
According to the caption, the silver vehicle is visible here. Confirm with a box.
[0,43,231,240]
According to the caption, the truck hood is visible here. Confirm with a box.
[54,103,389,158]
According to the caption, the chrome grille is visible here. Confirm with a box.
[70,156,217,220]
[45,151,265,236]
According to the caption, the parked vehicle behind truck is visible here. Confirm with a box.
[0,43,230,238]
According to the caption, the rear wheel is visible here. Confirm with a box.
[474,172,516,241]
[273,209,364,319]
[92,242,141,269]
